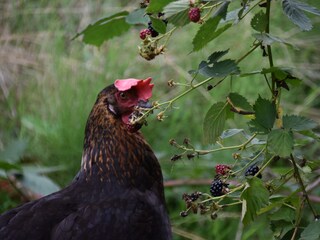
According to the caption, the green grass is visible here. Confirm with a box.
[1,0,320,239]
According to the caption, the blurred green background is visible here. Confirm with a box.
[0,0,319,239]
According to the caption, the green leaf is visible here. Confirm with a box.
[163,0,189,17]
[228,92,254,112]
[146,0,175,13]
[198,59,240,78]
[212,1,230,20]
[269,206,296,222]
[192,2,231,51]
[299,221,320,240]
[248,119,270,134]
[125,8,149,25]
[167,9,190,26]
[241,178,269,225]
[253,33,296,48]
[0,160,21,171]
[282,0,320,31]
[0,139,28,163]
[208,49,229,63]
[268,129,294,157]
[192,18,232,51]
[253,96,277,131]
[251,10,267,32]
[150,17,167,34]
[283,115,318,131]
[75,11,131,47]
[203,102,229,143]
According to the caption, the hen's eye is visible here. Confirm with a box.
[119,92,127,99]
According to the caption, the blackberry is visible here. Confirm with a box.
[147,21,159,37]
[215,164,230,175]
[210,179,223,197]
[188,7,201,23]
[139,28,151,40]
[245,165,262,178]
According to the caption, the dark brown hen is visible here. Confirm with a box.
[0,77,172,240]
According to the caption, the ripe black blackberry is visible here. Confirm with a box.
[245,165,262,178]
[147,21,159,37]
[210,179,223,197]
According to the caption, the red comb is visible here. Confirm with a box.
[114,77,154,100]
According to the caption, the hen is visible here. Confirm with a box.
[0,77,172,240]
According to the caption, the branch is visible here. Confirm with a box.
[290,154,318,218]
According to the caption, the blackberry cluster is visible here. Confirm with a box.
[182,192,202,202]
[245,165,262,178]
[210,179,223,197]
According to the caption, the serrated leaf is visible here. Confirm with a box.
[253,33,296,48]
[251,10,267,32]
[253,96,277,131]
[208,49,229,63]
[163,0,189,18]
[163,0,190,26]
[150,17,167,34]
[282,0,319,31]
[212,1,230,20]
[203,102,229,143]
[125,8,149,25]
[299,221,320,240]
[283,115,318,131]
[268,129,294,157]
[228,92,254,112]
[167,8,190,26]
[146,0,175,13]
[241,178,269,225]
[220,129,244,139]
[199,59,240,78]
[192,12,232,51]
[248,118,270,134]
[269,206,296,222]
[75,11,131,47]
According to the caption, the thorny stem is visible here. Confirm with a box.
[201,184,245,204]
[290,154,318,218]
[132,43,260,124]
[239,0,265,20]
[265,0,276,97]
[174,133,258,156]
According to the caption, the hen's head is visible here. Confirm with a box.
[96,77,154,131]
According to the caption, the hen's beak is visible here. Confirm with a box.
[137,99,152,109]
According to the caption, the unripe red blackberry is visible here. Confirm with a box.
[188,7,201,23]
[245,165,262,178]
[215,164,231,175]
[210,179,223,196]
[139,28,151,40]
